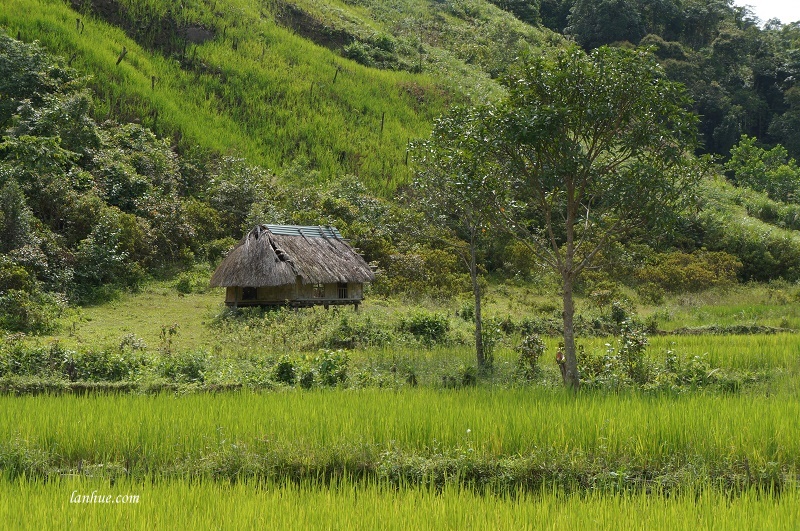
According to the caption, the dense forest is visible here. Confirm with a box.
[1,0,800,334]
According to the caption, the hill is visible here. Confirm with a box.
[1,0,553,191]
[1,0,800,337]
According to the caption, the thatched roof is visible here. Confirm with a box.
[209,224,376,287]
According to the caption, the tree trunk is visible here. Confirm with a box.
[562,186,580,390]
[470,240,485,369]
[561,273,580,390]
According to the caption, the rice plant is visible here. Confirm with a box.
[1,475,797,530]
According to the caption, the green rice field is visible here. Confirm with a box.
[2,476,798,530]
[1,384,799,527]
[2,283,799,527]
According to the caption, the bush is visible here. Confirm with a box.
[579,323,651,388]
[157,351,207,383]
[0,289,63,334]
[375,247,468,299]
[323,315,393,349]
[399,311,450,345]
[315,349,349,386]
[480,318,503,370]
[636,250,741,292]
[0,342,60,377]
[62,347,143,382]
[441,364,477,388]
[273,355,296,385]
[516,334,545,380]
[617,323,650,385]
[298,367,315,390]
[174,269,210,294]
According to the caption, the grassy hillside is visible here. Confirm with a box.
[0,0,551,193]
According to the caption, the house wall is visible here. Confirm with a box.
[258,284,297,301]
[225,283,364,306]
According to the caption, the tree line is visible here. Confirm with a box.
[489,0,800,162]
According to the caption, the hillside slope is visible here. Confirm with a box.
[1,0,552,192]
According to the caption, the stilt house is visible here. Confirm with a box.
[210,224,375,309]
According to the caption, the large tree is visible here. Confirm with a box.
[411,106,500,369]
[488,45,702,388]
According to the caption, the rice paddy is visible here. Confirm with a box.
[1,284,799,527]
[2,476,798,530]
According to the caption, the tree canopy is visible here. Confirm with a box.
[487,45,702,387]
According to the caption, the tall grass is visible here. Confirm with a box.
[1,475,797,530]
[0,0,457,193]
[2,388,799,476]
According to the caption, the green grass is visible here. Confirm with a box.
[3,280,800,521]
[2,387,799,484]
[1,476,798,530]
[0,0,455,192]
[0,0,550,193]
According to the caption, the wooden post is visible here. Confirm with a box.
[115,46,128,66]
[380,111,385,137]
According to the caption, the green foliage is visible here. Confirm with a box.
[173,267,211,295]
[0,258,32,292]
[0,179,36,255]
[273,355,296,386]
[0,290,63,334]
[375,246,469,299]
[566,0,645,49]
[479,43,701,387]
[726,135,800,203]
[578,324,741,391]
[298,367,315,390]
[441,363,477,388]
[61,347,143,382]
[636,250,742,292]
[73,206,150,291]
[399,310,450,345]
[0,30,79,127]
[617,322,650,384]
[698,178,800,281]
[516,334,545,380]
[157,350,207,383]
[315,349,349,387]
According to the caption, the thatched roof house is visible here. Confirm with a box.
[210,224,375,308]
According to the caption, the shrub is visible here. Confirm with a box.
[617,323,650,385]
[61,347,143,382]
[399,311,450,345]
[157,350,207,383]
[0,289,63,334]
[480,318,503,370]
[298,367,315,390]
[273,355,296,385]
[457,302,475,322]
[636,282,665,305]
[315,349,349,386]
[516,334,545,380]
[174,269,210,294]
[323,315,393,350]
[375,247,468,298]
[0,342,61,377]
[636,250,741,292]
[441,364,477,388]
